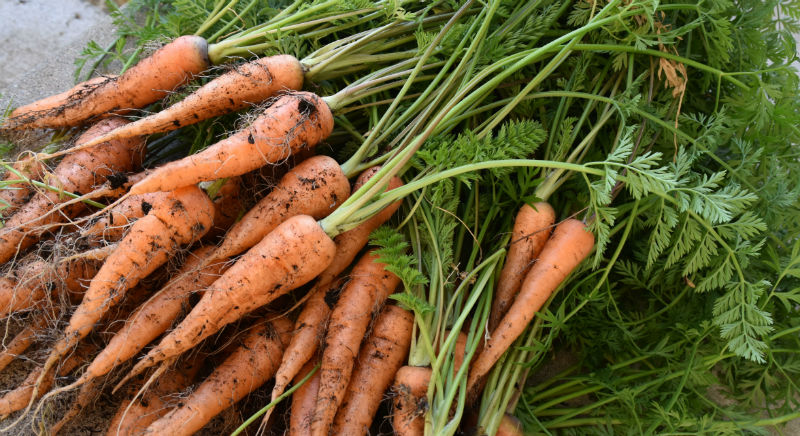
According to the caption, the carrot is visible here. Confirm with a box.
[81,191,172,243]
[127,91,333,195]
[0,310,54,373]
[391,366,432,436]
[0,157,46,218]
[63,246,227,393]
[0,343,93,418]
[209,155,351,262]
[206,176,243,241]
[30,184,214,408]
[265,170,403,426]
[104,354,205,436]
[71,55,304,154]
[0,258,99,318]
[143,317,293,436]
[48,377,103,435]
[331,305,414,436]
[467,219,594,402]
[0,117,144,264]
[495,413,524,436]
[122,214,336,385]
[2,36,210,130]
[289,358,322,436]
[488,202,555,332]
[7,75,116,120]
[311,250,401,436]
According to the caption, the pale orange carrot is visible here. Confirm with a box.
[392,366,432,436]
[0,310,54,373]
[121,214,336,385]
[127,91,333,195]
[496,413,524,436]
[331,305,414,435]
[311,250,402,436]
[3,36,209,130]
[488,202,555,332]
[468,219,594,402]
[0,117,144,264]
[81,191,171,243]
[143,318,293,436]
[72,55,304,152]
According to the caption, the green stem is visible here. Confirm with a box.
[194,0,238,37]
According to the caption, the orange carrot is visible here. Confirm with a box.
[0,258,99,318]
[331,305,414,435]
[289,358,322,436]
[81,191,171,243]
[468,219,594,402]
[143,317,293,436]
[0,157,46,218]
[0,117,144,264]
[122,214,336,384]
[206,176,243,241]
[210,155,350,262]
[3,36,209,130]
[392,366,432,436]
[7,76,115,120]
[73,55,304,152]
[0,343,93,418]
[0,310,54,373]
[31,184,214,407]
[104,354,205,436]
[311,250,401,436]
[66,246,227,392]
[266,170,403,425]
[127,91,333,195]
[488,202,555,332]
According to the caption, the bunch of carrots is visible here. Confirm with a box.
[0,0,796,434]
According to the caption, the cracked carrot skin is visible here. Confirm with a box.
[144,318,293,436]
[4,36,209,130]
[128,91,334,195]
[0,117,144,264]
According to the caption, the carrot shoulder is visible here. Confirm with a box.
[4,36,209,130]
[128,91,333,195]
[124,214,336,382]
[489,202,555,331]
[210,155,350,261]
[143,318,293,436]
[331,305,414,435]
[468,219,594,401]
[311,250,401,436]
[392,366,432,436]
